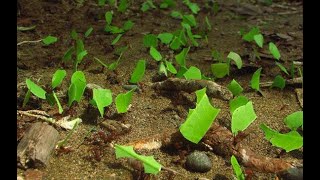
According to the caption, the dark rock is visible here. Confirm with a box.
[185,151,212,173]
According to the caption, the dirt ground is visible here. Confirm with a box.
[17,0,303,179]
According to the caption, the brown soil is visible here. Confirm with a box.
[17,0,303,179]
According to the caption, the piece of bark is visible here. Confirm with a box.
[152,78,233,101]
[295,88,303,108]
[17,122,59,169]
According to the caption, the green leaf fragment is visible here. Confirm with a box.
[250,67,262,91]
[53,91,63,114]
[229,95,249,114]
[254,34,264,48]
[52,69,67,89]
[284,111,303,131]
[227,52,242,69]
[42,35,58,45]
[231,101,257,135]
[271,75,286,90]
[143,34,158,48]
[112,34,123,45]
[269,42,281,60]
[118,0,128,13]
[275,62,289,75]
[85,27,93,37]
[231,156,245,180]
[175,47,190,67]
[68,71,86,106]
[157,33,173,44]
[227,79,243,96]
[165,60,177,74]
[129,59,146,83]
[123,20,134,31]
[260,124,303,152]
[93,88,113,117]
[180,88,220,143]
[26,79,47,99]
[149,46,162,61]
[182,14,197,27]
[170,11,182,19]
[116,89,135,113]
[115,144,162,174]
[211,63,229,78]
[183,66,202,80]
[242,27,260,42]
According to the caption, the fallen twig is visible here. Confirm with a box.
[152,78,233,101]
[260,77,302,88]
[17,110,55,123]
[126,122,302,174]
[17,39,42,46]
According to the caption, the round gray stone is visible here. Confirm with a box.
[185,151,212,173]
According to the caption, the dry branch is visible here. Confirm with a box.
[126,122,302,175]
[152,78,233,101]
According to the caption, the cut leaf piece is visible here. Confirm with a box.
[231,101,257,135]
[231,155,245,180]
[129,59,146,83]
[269,42,281,60]
[227,52,242,69]
[260,124,303,152]
[227,79,243,96]
[175,47,190,67]
[116,89,135,113]
[284,111,303,131]
[149,46,162,61]
[254,34,264,48]
[26,79,47,99]
[92,88,113,117]
[250,68,262,91]
[157,33,173,44]
[42,35,58,45]
[52,69,66,89]
[211,63,229,78]
[229,96,249,114]
[183,66,201,80]
[115,144,162,174]
[165,60,177,74]
[271,75,286,90]
[180,88,220,143]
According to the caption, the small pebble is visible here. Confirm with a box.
[185,151,212,173]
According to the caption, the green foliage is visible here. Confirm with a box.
[105,11,113,25]
[181,23,198,47]
[183,66,202,80]
[269,42,281,60]
[118,0,129,13]
[68,71,86,107]
[183,0,200,14]
[271,75,286,90]
[149,46,162,61]
[231,101,257,135]
[92,88,113,117]
[182,14,197,27]
[129,59,146,84]
[165,60,177,74]
[227,79,243,96]
[42,35,58,45]
[284,111,303,131]
[157,33,173,44]
[231,156,245,180]
[250,68,262,91]
[71,29,78,40]
[115,144,162,174]
[175,47,190,67]
[22,90,31,108]
[180,88,220,143]
[275,62,289,75]
[170,11,183,19]
[143,34,158,48]
[52,69,67,89]
[123,20,134,31]
[205,16,212,31]
[85,27,93,38]
[112,34,123,45]
[98,0,107,6]
[160,0,175,8]
[170,36,182,50]
[62,47,74,62]
[227,52,242,69]
[229,95,249,114]
[158,61,167,76]
[211,63,229,78]
[105,25,125,34]
[176,66,188,78]
[116,88,135,113]
[242,27,260,42]
[212,1,219,14]
[260,124,303,152]
[254,34,264,48]
[53,91,63,114]
[26,79,47,99]
[141,0,156,12]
